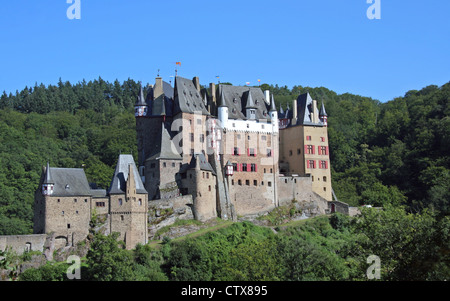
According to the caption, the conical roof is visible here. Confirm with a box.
[245,90,257,109]
[136,85,147,106]
[319,101,327,117]
[43,162,54,184]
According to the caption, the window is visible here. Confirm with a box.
[261,135,267,141]
[246,180,250,186]
[67,224,71,229]
[297,149,301,155]
[320,160,328,169]
[85,199,88,203]
[62,211,64,216]
[76,211,79,214]
[190,133,194,142]
[138,199,142,206]
[251,164,257,172]
[163,162,167,168]
[242,163,248,172]
[237,134,241,139]
[323,176,327,182]
[57,199,60,203]
[306,136,312,141]
[261,124,265,129]
[248,148,256,157]
[323,187,327,192]
[320,137,325,142]
[202,172,205,178]
[233,147,240,156]
[267,149,272,157]
[208,185,211,191]
[306,145,314,154]
[197,119,202,125]
[206,172,209,179]
[200,134,205,143]
[190,149,195,155]
[289,150,293,156]
[121,215,124,221]
[231,180,234,185]
[233,163,238,171]
[248,136,251,140]
[119,199,123,206]
[268,181,272,187]
[238,180,242,186]
[74,198,77,203]
[307,160,316,169]
[261,181,264,186]
[319,146,328,155]
[96,202,105,207]
[253,180,258,186]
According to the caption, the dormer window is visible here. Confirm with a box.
[65,184,70,190]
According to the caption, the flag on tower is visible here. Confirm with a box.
[246,82,250,86]
[175,62,181,66]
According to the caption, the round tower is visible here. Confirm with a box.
[217,90,228,127]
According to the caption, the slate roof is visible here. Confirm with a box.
[146,80,174,116]
[295,92,322,126]
[187,153,215,174]
[135,85,147,106]
[146,123,182,161]
[319,101,327,117]
[174,76,210,115]
[45,167,92,196]
[108,154,147,194]
[43,162,54,184]
[218,85,271,120]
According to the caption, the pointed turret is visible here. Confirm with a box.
[245,90,257,109]
[246,90,257,120]
[270,94,277,112]
[135,85,148,117]
[319,101,328,126]
[42,162,54,195]
[218,88,229,126]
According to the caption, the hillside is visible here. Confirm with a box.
[0,79,449,235]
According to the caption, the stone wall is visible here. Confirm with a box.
[0,234,47,255]
[277,175,329,216]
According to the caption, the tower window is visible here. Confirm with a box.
[306,136,312,141]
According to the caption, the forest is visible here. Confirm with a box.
[0,77,449,280]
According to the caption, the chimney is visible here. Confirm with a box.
[312,99,318,123]
[209,83,216,115]
[292,99,298,124]
[193,77,201,92]
[153,77,163,100]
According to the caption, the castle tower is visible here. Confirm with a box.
[109,154,148,250]
[279,92,332,201]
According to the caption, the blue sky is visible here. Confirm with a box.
[0,0,449,102]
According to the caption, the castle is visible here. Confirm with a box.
[1,75,348,254]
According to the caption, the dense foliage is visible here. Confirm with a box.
[18,208,450,281]
[0,78,141,234]
[0,77,446,283]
